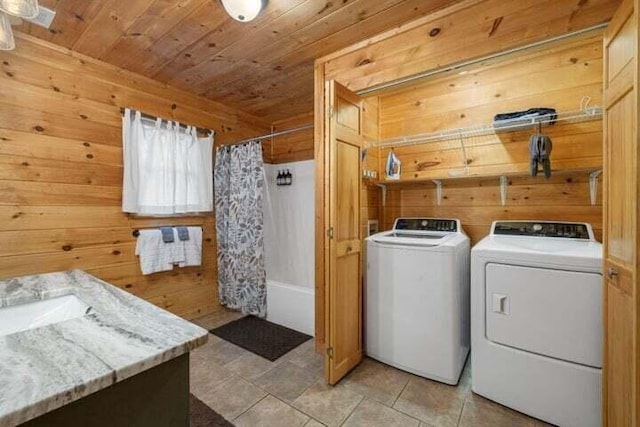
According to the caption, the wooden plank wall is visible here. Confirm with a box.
[383,175,603,245]
[0,34,269,320]
[374,32,604,243]
[264,113,314,164]
[377,32,604,179]
[321,0,619,92]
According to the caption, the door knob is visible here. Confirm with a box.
[346,245,353,253]
[607,267,619,279]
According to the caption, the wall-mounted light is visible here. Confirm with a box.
[220,0,267,22]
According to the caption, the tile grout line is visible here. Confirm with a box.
[231,393,271,422]
[286,367,327,405]
[228,356,280,384]
[290,403,328,426]
[389,379,436,426]
[289,378,365,427]
[391,376,411,408]
[270,394,315,424]
[338,394,365,427]
[456,398,470,427]
[377,372,424,425]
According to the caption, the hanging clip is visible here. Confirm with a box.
[432,180,443,206]
[500,176,508,206]
[589,169,603,206]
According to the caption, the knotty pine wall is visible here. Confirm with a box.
[373,31,603,243]
[321,0,619,92]
[383,174,602,245]
[0,33,269,320]
[264,113,314,164]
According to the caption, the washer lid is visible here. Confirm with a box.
[369,230,456,247]
[393,217,460,233]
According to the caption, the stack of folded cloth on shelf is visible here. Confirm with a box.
[493,108,557,129]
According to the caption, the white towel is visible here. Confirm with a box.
[167,228,187,267]
[135,229,186,275]
[178,227,202,267]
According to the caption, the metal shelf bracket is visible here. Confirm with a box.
[500,175,508,206]
[589,169,603,206]
[432,180,443,206]
[375,183,387,207]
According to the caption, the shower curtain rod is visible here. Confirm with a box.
[119,107,213,135]
[225,124,313,146]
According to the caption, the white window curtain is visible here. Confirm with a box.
[122,108,214,215]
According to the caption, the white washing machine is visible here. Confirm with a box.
[365,217,470,385]
[471,221,603,427]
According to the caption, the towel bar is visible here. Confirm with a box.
[131,226,200,238]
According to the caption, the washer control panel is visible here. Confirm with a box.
[393,218,458,232]
[492,221,591,239]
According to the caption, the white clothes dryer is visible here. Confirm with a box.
[366,218,470,385]
[471,221,603,427]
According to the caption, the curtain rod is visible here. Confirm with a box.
[225,124,313,146]
[120,107,213,135]
[356,23,608,96]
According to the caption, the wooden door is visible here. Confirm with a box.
[324,80,363,384]
[602,0,639,425]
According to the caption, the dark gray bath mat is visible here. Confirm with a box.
[210,316,312,361]
[190,394,233,427]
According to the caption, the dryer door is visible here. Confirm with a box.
[485,263,602,367]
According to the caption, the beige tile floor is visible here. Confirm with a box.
[190,309,553,427]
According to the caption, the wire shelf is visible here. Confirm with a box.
[366,107,603,149]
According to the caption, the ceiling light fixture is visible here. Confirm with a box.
[0,12,15,50]
[220,0,267,22]
[0,0,40,51]
[0,0,39,19]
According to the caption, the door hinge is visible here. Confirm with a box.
[327,105,334,118]
[326,227,334,239]
[326,346,333,359]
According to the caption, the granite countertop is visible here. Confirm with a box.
[0,270,209,426]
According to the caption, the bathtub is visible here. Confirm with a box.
[266,280,314,336]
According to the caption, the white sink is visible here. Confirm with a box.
[0,295,91,337]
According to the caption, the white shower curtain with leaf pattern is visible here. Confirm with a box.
[214,141,267,317]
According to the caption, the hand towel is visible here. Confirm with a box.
[176,226,190,241]
[178,227,202,267]
[529,133,553,178]
[135,229,175,275]
[160,226,174,243]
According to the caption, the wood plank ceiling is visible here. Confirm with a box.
[16,0,617,122]
[16,0,460,121]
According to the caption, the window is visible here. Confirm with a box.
[122,109,214,215]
